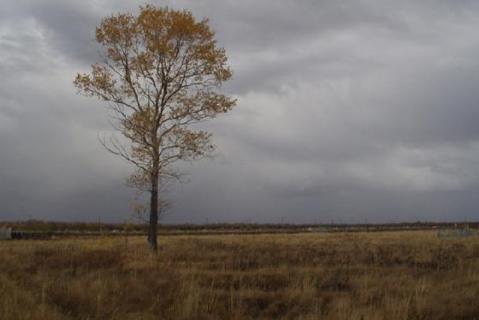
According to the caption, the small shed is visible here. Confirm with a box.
[0,227,12,240]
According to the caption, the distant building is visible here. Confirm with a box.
[0,227,12,240]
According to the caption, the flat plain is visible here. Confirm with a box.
[1,230,479,319]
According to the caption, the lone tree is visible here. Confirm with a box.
[74,5,236,251]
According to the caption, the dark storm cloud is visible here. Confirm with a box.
[1,0,479,223]
[25,1,101,64]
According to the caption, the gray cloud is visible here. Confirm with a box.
[1,0,479,223]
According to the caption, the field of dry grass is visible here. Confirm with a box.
[1,230,479,319]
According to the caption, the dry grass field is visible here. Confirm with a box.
[1,230,479,319]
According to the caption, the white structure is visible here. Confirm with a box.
[0,227,12,240]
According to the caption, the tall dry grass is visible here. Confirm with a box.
[0,231,478,319]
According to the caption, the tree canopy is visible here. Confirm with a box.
[74,5,236,250]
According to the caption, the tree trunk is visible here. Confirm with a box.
[148,170,159,252]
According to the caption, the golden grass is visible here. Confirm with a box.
[1,231,478,319]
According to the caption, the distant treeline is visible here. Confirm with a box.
[1,219,478,234]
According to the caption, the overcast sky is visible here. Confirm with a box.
[1,0,479,223]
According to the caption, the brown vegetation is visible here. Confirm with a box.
[1,231,478,319]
